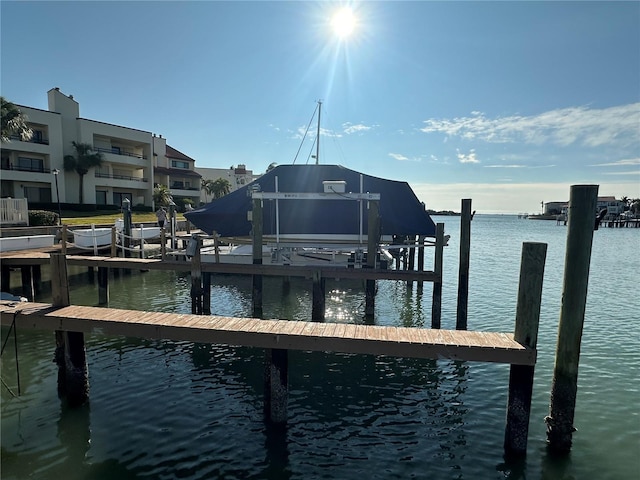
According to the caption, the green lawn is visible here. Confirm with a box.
[60,211,184,226]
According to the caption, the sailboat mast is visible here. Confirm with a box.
[315,100,322,165]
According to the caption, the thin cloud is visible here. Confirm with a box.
[457,149,479,164]
[484,164,526,168]
[602,170,640,176]
[342,122,374,135]
[590,158,640,167]
[420,103,640,148]
[389,152,420,162]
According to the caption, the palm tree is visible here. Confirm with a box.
[153,184,172,207]
[1,97,32,143]
[211,178,231,199]
[201,178,215,202]
[63,141,104,204]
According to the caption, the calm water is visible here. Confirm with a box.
[2,215,639,479]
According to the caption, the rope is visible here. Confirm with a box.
[292,103,319,165]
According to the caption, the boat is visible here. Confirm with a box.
[185,104,437,267]
[185,163,436,267]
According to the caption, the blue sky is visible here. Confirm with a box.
[2,1,638,213]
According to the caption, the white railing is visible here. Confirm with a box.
[0,198,28,226]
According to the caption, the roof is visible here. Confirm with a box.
[154,166,201,178]
[185,164,436,238]
[166,145,196,162]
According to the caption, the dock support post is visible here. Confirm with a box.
[252,198,263,319]
[456,199,472,330]
[160,229,166,260]
[312,271,325,321]
[51,253,89,407]
[61,225,67,255]
[431,223,444,329]
[365,200,380,320]
[417,235,425,293]
[33,265,42,295]
[203,272,211,315]
[98,267,109,305]
[1,265,10,292]
[190,236,203,315]
[264,348,288,424]
[20,267,34,301]
[504,242,547,456]
[546,184,599,454]
[110,227,117,257]
[407,235,416,290]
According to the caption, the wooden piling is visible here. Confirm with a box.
[51,253,89,407]
[264,347,288,424]
[203,272,211,315]
[98,267,109,305]
[160,229,166,260]
[365,200,380,320]
[252,198,263,319]
[417,235,425,293]
[456,199,472,330]
[110,227,117,257]
[546,184,599,453]
[190,236,203,315]
[312,271,325,321]
[431,223,444,329]
[61,225,67,255]
[20,266,34,301]
[1,265,10,292]
[504,242,547,456]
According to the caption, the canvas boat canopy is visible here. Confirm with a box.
[185,164,436,241]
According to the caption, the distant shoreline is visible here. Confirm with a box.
[427,210,461,216]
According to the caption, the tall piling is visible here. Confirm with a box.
[51,253,89,407]
[365,200,380,321]
[456,199,472,330]
[190,236,203,315]
[311,271,325,321]
[504,242,547,456]
[252,198,263,319]
[546,184,599,453]
[431,223,444,329]
[98,267,109,305]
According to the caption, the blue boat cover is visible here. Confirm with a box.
[185,164,436,238]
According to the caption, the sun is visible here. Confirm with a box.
[331,7,356,38]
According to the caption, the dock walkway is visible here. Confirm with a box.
[0,301,534,365]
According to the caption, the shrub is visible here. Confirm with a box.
[29,210,58,226]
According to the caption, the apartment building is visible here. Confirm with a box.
[0,88,201,209]
[196,164,259,204]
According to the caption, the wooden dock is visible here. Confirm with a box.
[0,301,534,365]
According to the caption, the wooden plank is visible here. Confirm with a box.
[0,301,535,365]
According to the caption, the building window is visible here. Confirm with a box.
[24,186,52,203]
[171,160,189,169]
[113,192,132,207]
[17,157,44,172]
[96,190,107,205]
[112,146,121,155]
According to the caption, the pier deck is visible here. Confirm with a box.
[0,253,439,281]
[0,301,534,365]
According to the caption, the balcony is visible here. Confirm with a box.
[94,146,146,160]
[1,163,51,174]
[6,134,49,145]
[95,172,148,182]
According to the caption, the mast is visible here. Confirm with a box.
[315,100,322,165]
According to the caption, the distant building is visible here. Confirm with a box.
[196,164,259,204]
[544,201,567,215]
[553,196,626,218]
[0,88,201,208]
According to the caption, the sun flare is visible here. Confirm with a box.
[331,7,356,38]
